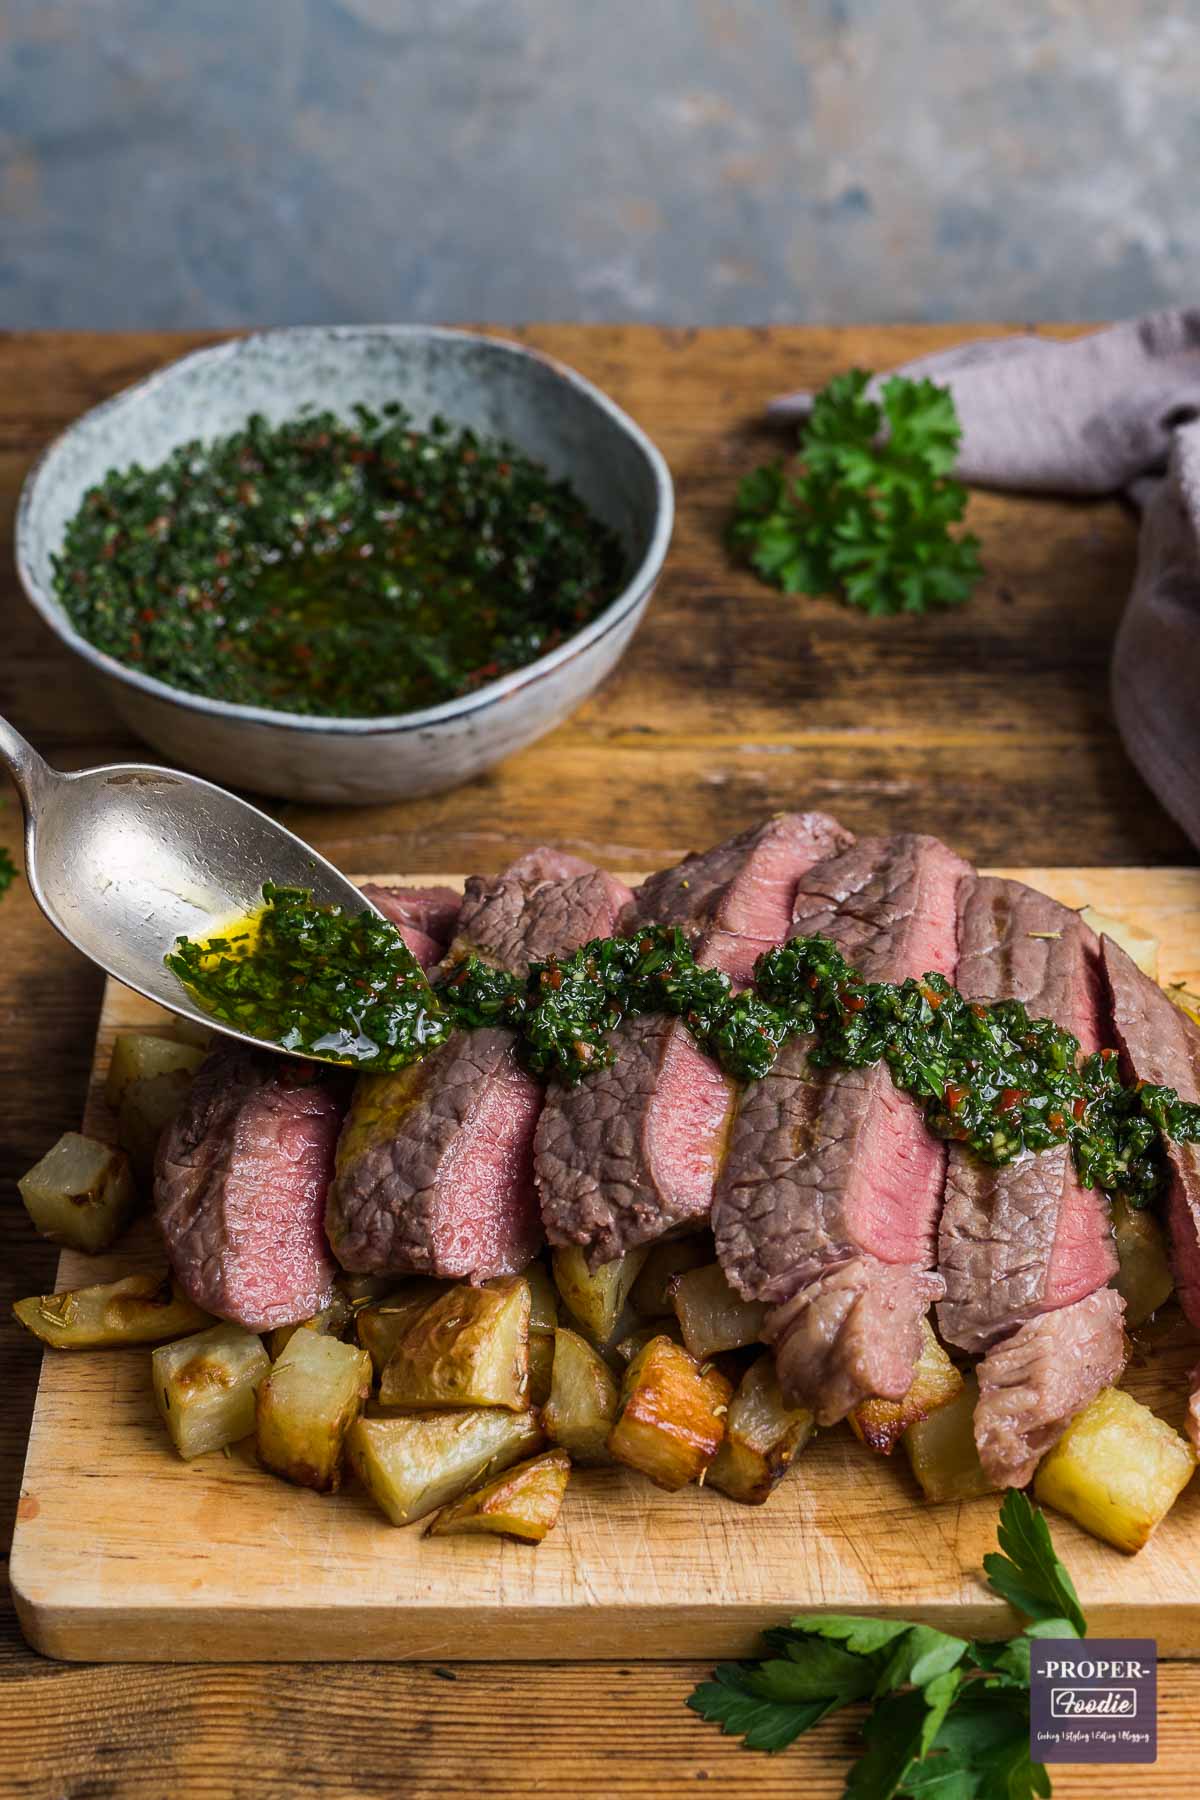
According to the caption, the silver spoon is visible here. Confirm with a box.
[0,713,378,1060]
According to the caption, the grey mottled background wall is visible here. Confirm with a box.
[0,0,1192,328]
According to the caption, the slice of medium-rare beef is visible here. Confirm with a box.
[155,1048,345,1331]
[974,1287,1127,1487]
[936,881,1115,1354]
[326,851,633,1280]
[360,883,462,971]
[1188,1366,1200,1455]
[1102,933,1200,1325]
[713,834,969,1418]
[534,813,853,1267]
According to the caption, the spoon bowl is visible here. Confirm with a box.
[0,714,374,1058]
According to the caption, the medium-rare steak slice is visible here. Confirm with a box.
[937,881,1115,1354]
[155,1048,344,1331]
[974,1287,1127,1487]
[327,850,633,1280]
[535,813,852,1267]
[1102,933,1200,1325]
[360,883,462,971]
[713,833,968,1417]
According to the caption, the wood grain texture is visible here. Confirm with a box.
[2,325,1198,1791]
[11,868,1200,1665]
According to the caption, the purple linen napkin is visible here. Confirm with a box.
[770,313,1200,850]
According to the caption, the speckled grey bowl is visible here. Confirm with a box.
[16,327,673,804]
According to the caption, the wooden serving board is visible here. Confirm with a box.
[11,868,1200,1663]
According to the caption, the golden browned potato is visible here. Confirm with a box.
[18,1132,137,1253]
[426,1448,571,1543]
[267,1292,354,1360]
[542,1327,619,1464]
[850,1320,964,1455]
[13,1271,213,1349]
[347,1408,544,1526]
[104,1032,207,1111]
[629,1235,712,1318]
[903,1375,997,1503]
[356,1281,449,1376]
[551,1245,647,1345]
[607,1335,731,1491]
[1034,1386,1197,1553]
[117,1070,196,1183]
[255,1331,371,1492]
[669,1263,765,1360]
[153,1323,270,1460]
[1111,1197,1174,1328]
[378,1276,530,1410]
[515,1260,559,1334]
[527,1332,555,1407]
[707,1354,814,1504]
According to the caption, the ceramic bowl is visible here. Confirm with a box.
[16,327,673,803]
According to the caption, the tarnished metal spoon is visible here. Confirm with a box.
[0,712,376,1058]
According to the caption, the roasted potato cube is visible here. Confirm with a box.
[542,1327,619,1464]
[552,1245,647,1344]
[13,1271,213,1349]
[267,1292,354,1360]
[348,1407,544,1526]
[378,1276,530,1410]
[630,1235,712,1318]
[117,1070,195,1183]
[427,1448,571,1543]
[1111,1197,1174,1328]
[515,1259,559,1334]
[256,1331,371,1492]
[356,1281,448,1375]
[1034,1386,1197,1553]
[608,1335,731,1491]
[850,1320,964,1455]
[527,1332,555,1407]
[18,1132,137,1253]
[669,1263,765,1359]
[708,1354,814,1504]
[903,1375,997,1503]
[153,1323,270,1460]
[1080,910,1159,980]
[104,1031,206,1110]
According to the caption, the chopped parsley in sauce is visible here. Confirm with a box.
[55,406,625,717]
[169,891,1200,1211]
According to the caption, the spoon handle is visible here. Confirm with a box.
[0,713,55,815]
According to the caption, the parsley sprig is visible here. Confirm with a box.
[730,369,982,616]
[688,1491,1080,1796]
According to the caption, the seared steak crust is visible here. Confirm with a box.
[450,861,632,979]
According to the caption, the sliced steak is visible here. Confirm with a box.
[713,833,969,1418]
[974,1287,1127,1487]
[327,850,633,1280]
[360,883,462,971]
[937,881,1115,1354]
[155,1048,344,1331]
[1102,933,1200,1325]
[1187,1365,1200,1455]
[535,813,852,1266]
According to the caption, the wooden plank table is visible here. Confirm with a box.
[0,324,1196,1794]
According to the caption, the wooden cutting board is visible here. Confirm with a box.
[11,868,1200,1663]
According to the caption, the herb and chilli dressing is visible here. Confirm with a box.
[54,406,625,717]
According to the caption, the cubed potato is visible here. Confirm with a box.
[1034,1386,1197,1553]
[850,1320,964,1455]
[117,1070,195,1183]
[552,1245,647,1344]
[13,1271,213,1349]
[347,1408,544,1526]
[707,1354,814,1504]
[356,1281,449,1376]
[542,1327,619,1464]
[514,1260,559,1334]
[256,1331,371,1492]
[267,1292,354,1360]
[669,1263,766,1360]
[903,1376,998,1503]
[18,1132,137,1253]
[1111,1197,1174,1328]
[527,1332,555,1408]
[378,1277,530,1410]
[427,1449,571,1543]
[153,1323,270,1460]
[104,1031,206,1110]
[1080,910,1159,981]
[630,1235,712,1318]
[608,1335,731,1491]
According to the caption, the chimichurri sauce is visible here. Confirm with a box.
[55,407,626,717]
[168,891,1200,1211]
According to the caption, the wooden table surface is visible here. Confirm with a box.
[0,324,1196,1796]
